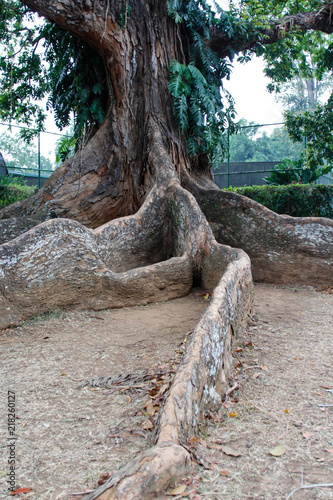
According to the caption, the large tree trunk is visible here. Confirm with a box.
[1,0,214,229]
[1,0,332,364]
[1,1,333,497]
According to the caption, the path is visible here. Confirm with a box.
[0,285,332,499]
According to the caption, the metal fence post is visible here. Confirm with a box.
[227,126,230,188]
[38,132,41,189]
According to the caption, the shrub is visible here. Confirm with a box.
[225,184,333,219]
[264,158,332,185]
[0,175,36,209]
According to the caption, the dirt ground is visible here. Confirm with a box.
[0,284,332,500]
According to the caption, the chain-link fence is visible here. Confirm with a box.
[1,121,332,189]
[214,122,333,188]
[0,122,65,188]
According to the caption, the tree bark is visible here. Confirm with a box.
[210,4,333,59]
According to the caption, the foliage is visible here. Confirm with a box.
[169,60,233,164]
[166,0,333,166]
[55,134,77,164]
[167,1,235,164]
[236,0,333,172]
[0,0,108,144]
[227,121,304,163]
[225,183,333,218]
[264,158,310,184]
[166,0,264,165]
[262,91,333,184]
[0,174,35,208]
[284,94,333,176]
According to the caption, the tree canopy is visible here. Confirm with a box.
[1,0,333,166]
[0,0,108,144]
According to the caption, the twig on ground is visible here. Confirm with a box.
[285,483,333,499]
[221,472,241,483]
[308,404,333,407]
[70,490,94,496]
[226,383,239,395]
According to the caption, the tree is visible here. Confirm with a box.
[0,130,54,172]
[1,2,333,497]
[227,120,304,163]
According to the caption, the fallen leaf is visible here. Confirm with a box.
[221,445,242,457]
[261,365,268,371]
[97,473,111,485]
[285,409,290,413]
[269,444,286,456]
[146,401,155,415]
[252,372,261,379]
[203,293,210,300]
[303,431,314,440]
[220,470,231,476]
[159,384,169,394]
[10,487,31,495]
[61,373,67,376]
[229,412,239,418]
[325,448,333,454]
[141,419,153,430]
[169,484,186,495]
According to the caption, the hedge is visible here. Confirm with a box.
[0,176,36,209]
[224,184,333,219]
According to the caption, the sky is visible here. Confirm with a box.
[213,0,284,126]
[223,57,284,125]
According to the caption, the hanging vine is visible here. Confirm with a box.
[167,0,247,165]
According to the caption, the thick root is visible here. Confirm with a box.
[0,172,254,499]
[0,181,238,329]
[196,188,333,286]
[82,244,253,499]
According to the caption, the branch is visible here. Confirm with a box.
[285,483,333,500]
[209,4,333,59]
[21,0,114,48]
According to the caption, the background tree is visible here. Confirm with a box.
[0,130,54,172]
[253,0,333,178]
[227,120,304,163]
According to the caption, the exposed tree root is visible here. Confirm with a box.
[1,128,332,497]
[0,143,253,498]
[83,250,252,500]
[193,187,333,286]
[0,172,243,329]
